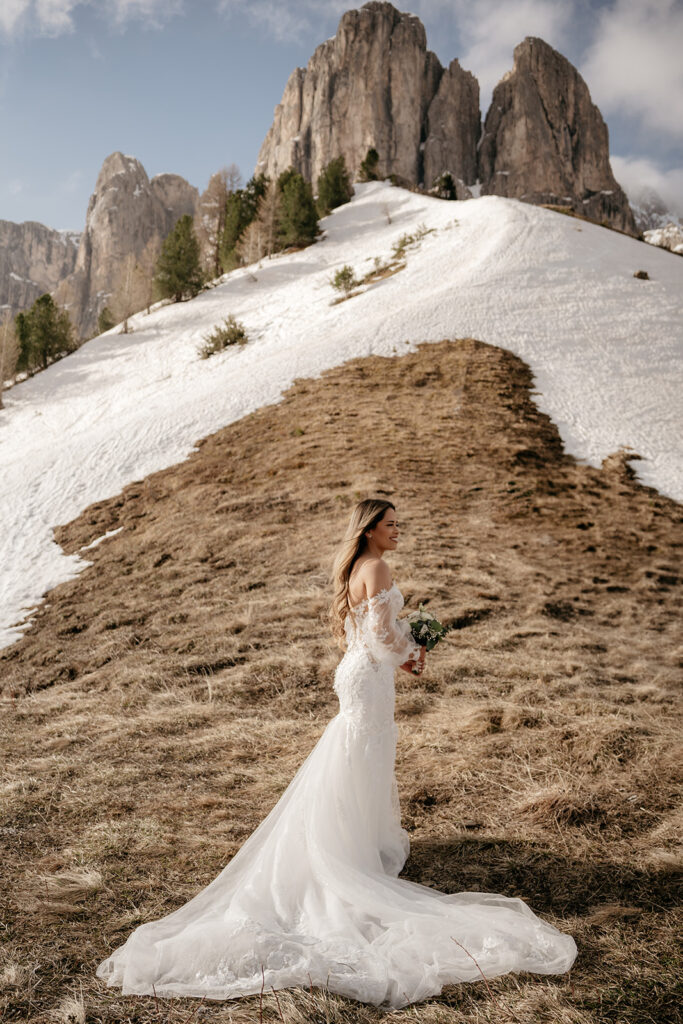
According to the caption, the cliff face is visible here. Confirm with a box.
[423,58,480,190]
[0,221,79,323]
[478,37,636,234]
[256,4,636,235]
[256,1,479,189]
[53,152,198,339]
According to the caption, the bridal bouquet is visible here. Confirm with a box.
[407,604,450,673]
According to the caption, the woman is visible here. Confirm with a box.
[96,497,577,1006]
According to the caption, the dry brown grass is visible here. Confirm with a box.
[1,338,681,1022]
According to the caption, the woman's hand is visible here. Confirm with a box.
[400,646,426,676]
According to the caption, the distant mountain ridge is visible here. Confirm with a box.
[0,220,80,323]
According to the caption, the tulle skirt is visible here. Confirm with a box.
[96,678,577,1006]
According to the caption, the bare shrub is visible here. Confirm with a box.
[198,314,249,358]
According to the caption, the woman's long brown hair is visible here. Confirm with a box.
[328,498,395,649]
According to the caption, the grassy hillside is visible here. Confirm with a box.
[1,337,680,1023]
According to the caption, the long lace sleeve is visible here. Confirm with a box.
[365,589,422,669]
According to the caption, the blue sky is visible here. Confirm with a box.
[1,0,682,231]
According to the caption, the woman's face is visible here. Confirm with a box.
[367,507,400,551]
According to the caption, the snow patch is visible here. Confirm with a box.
[80,526,124,551]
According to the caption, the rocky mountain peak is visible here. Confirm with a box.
[53,151,198,339]
[93,151,148,193]
[256,6,636,235]
[255,1,477,190]
[479,35,636,233]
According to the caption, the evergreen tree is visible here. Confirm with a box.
[277,169,318,248]
[316,155,354,216]
[243,172,268,220]
[97,307,115,334]
[154,214,204,303]
[430,171,458,200]
[15,311,31,376]
[359,147,380,182]
[219,173,268,270]
[14,294,75,374]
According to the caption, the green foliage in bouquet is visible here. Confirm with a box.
[407,603,450,651]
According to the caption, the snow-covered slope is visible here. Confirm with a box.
[1,182,682,649]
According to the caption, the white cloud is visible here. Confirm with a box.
[0,0,34,35]
[580,0,683,140]
[610,154,683,219]
[107,0,184,31]
[34,0,81,34]
[216,0,348,43]
[0,0,184,38]
[443,0,575,106]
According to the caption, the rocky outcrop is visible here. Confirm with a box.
[479,37,636,234]
[256,1,479,190]
[423,59,480,189]
[0,221,79,323]
[257,6,636,235]
[54,152,198,339]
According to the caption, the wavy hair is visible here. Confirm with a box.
[328,498,395,648]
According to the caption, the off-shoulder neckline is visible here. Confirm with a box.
[348,581,398,612]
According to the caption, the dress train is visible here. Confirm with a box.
[96,583,577,1007]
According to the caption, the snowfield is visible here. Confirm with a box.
[1,181,682,649]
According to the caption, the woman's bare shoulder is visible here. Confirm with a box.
[362,558,392,594]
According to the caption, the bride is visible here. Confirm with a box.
[96,497,577,1007]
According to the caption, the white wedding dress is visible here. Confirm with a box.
[96,582,577,1007]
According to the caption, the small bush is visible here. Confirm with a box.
[633,269,650,280]
[316,156,354,217]
[198,315,248,359]
[391,222,434,260]
[97,306,115,334]
[429,172,458,200]
[330,265,359,296]
[358,147,380,182]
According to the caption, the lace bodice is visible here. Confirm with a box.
[343,583,422,670]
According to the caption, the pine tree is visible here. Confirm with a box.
[359,147,380,182]
[97,307,115,334]
[242,173,268,221]
[430,172,457,200]
[14,294,75,374]
[277,169,318,248]
[316,155,354,216]
[219,173,268,270]
[154,214,204,303]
